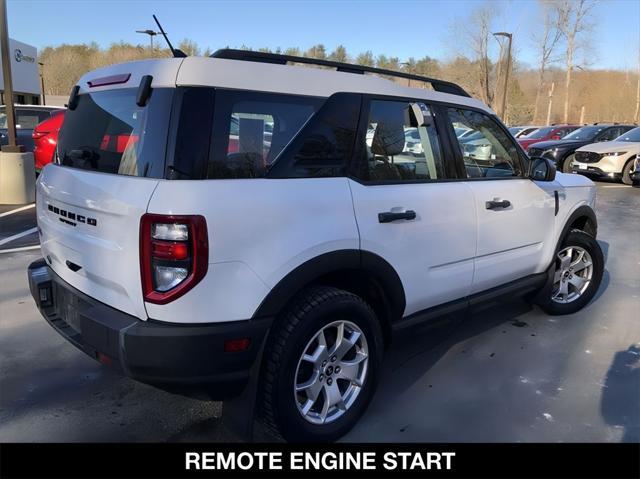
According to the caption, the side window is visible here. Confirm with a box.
[446,107,522,178]
[364,100,445,181]
[557,128,569,139]
[209,91,322,179]
[597,128,620,142]
[284,93,360,178]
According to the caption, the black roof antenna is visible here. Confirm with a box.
[152,14,187,58]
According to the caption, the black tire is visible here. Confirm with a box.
[621,158,634,185]
[535,230,604,315]
[259,286,383,442]
[562,154,575,173]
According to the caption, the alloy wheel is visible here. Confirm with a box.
[551,245,594,303]
[294,320,368,425]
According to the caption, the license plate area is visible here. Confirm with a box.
[579,164,588,170]
[56,286,82,334]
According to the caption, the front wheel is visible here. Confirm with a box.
[621,158,635,185]
[535,230,604,315]
[259,286,383,442]
[562,154,576,173]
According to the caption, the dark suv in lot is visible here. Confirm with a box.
[527,124,636,173]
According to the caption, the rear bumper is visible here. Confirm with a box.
[28,259,272,399]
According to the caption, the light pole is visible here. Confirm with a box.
[136,29,160,50]
[493,31,512,121]
[38,62,45,105]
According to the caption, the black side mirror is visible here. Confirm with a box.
[529,156,556,182]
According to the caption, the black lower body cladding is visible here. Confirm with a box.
[27,259,272,399]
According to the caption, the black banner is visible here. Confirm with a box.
[1,443,638,479]
[0,444,640,478]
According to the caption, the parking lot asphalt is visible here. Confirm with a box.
[0,182,638,443]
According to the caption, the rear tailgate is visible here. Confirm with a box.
[37,166,157,319]
[37,62,179,319]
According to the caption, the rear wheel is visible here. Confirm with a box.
[259,286,383,442]
[562,154,576,173]
[621,158,634,185]
[536,230,604,315]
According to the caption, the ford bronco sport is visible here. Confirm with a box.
[28,49,604,442]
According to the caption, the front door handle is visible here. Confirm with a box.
[378,210,417,223]
[485,199,511,210]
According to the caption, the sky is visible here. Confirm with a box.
[7,0,640,71]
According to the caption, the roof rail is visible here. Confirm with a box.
[211,48,471,98]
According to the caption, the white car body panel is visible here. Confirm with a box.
[146,178,359,323]
[466,179,555,293]
[348,180,476,316]
[37,165,159,319]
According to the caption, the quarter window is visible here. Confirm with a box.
[209,91,322,179]
[363,100,445,181]
[447,107,522,178]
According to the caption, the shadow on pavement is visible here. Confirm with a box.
[600,344,640,442]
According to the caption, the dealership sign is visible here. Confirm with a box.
[0,38,39,94]
[14,48,35,63]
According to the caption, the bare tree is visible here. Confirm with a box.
[329,45,348,63]
[355,51,374,66]
[305,44,327,59]
[464,5,496,107]
[178,39,200,56]
[532,0,563,122]
[554,0,597,123]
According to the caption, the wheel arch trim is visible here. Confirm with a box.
[251,249,406,321]
[558,204,597,249]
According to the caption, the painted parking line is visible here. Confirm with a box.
[0,227,38,247]
[0,244,40,254]
[0,203,35,218]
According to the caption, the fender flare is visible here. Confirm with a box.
[251,249,406,320]
[558,204,597,249]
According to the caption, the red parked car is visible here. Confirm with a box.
[518,124,579,152]
[32,109,65,171]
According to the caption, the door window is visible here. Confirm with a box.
[363,100,445,181]
[446,107,522,178]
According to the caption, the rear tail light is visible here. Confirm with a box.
[140,214,208,304]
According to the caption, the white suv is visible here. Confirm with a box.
[573,126,640,185]
[28,50,603,442]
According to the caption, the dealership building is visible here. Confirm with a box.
[0,38,40,105]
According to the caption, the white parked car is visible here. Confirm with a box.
[28,49,603,442]
[572,127,640,184]
[508,125,539,138]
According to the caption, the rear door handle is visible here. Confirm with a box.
[485,199,511,210]
[378,210,417,223]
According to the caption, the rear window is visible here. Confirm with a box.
[57,88,173,178]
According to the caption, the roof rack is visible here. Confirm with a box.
[211,48,471,98]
